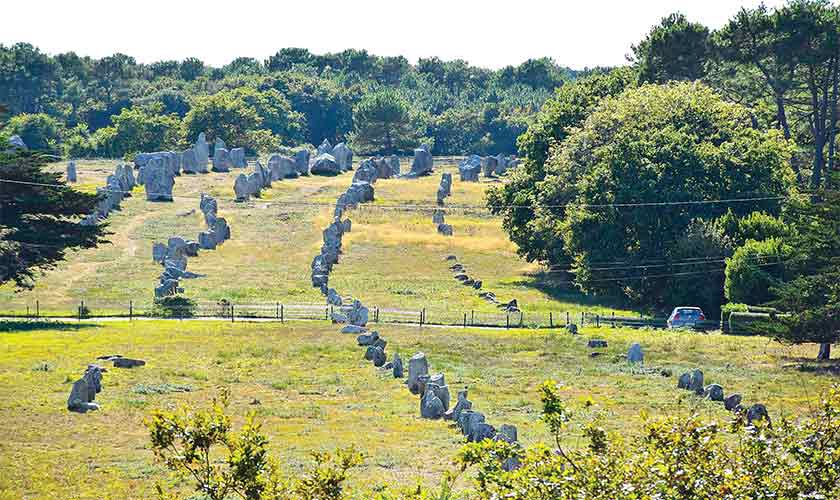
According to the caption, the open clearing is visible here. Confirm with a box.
[0,158,630,319]
[0,319,835,499]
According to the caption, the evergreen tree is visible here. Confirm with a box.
[0,151,107,288]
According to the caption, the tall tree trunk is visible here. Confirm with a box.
[828,57,839,189]
[818,342,831,360]
[775,93,801,184]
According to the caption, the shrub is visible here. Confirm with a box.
[725,237,794,304]
[147,390,362,500]
[455,381,840,500]
[3,113,63,153]
[728,310,786,336]
[151,295,196,318]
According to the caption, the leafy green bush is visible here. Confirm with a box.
[725,237,794,304]
[454,381,840,500]
[151,295,196,318]
[147,390,362,500]
[2,113,63,153]
[728,311,786,336]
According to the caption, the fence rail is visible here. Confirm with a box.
[0,299,722,332]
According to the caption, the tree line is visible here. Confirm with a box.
[0,45,579,157]
[489,0,840,358]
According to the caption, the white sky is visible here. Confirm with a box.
[3,0,788,70]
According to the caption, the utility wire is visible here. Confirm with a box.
[0,178,798,211]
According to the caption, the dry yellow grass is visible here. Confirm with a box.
[2,158,629,319]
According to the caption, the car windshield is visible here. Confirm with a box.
[676,309,701,317]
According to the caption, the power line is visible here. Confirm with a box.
[0,178,799,211]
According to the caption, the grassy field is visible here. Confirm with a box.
[0,158,631,319]
[0,319,835,499]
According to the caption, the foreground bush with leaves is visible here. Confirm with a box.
[148,384,840,499]
[146,390,362,500]
[455,381,840,500]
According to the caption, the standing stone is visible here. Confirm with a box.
[746,404,771,425]
[389,155,401,176]
[408,148,433,177]
[215,137,226,152]
[66,161,77,182]
[627,343,644,363]
[392,353,404,378]
[294,149,310,176]
[437,224,453,236]
[152,242,167,263]
[234,174,250,202]
[432,210,445,224]
[482,156,498,177]
[366,346,387,367]
[458,155,481,181]
[317,139,333,156]
[495,154,508,175]
[230,148,247,168]
[439,173,452,198]
[246,172,262,198]
[331,142,353,171]
[704,384,724,401]
[445,389,472,421]
[347,299,369,327]
[688,369,704,395]
[724,393,742,411]
[213,148,233,172]
[144,158,175,201]
[195,133,209,170]
[268,154,296,180]
[420,384,445,419]
[406,352,429,395]
[181,148,200,173]
[311,153,341,176]
[677,372,691,390]
[326,288,342,306]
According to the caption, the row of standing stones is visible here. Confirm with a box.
[78,163,136,225]
[586,337,773,426]
[676,368,771,425]
[151,194,230,298]
[434,173,454,236]
[446,256,520,313]
[301,155,522,472]
[456,154,519,182]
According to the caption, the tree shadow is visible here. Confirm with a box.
[509,272,638,313]
[0,320,102,333]
[782,357,840,376]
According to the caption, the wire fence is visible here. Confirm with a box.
[0,299,721,331]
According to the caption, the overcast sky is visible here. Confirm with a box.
[3,0,788,70]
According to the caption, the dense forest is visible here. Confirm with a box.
[0,45,578,157]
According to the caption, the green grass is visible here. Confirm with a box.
[1,158,631,319]
[0,319,836,499]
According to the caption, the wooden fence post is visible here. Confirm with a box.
[231,304,235,323]
[280,304,284,323]
[612,311,615,328]
[36,300,39,318]
[519,311,523,327]
[549,312,553,328]
[129,300,133,321]
[506,313,510,329]
[463,313,467,328]
[276,302,279,320]
[471,310,475,326]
